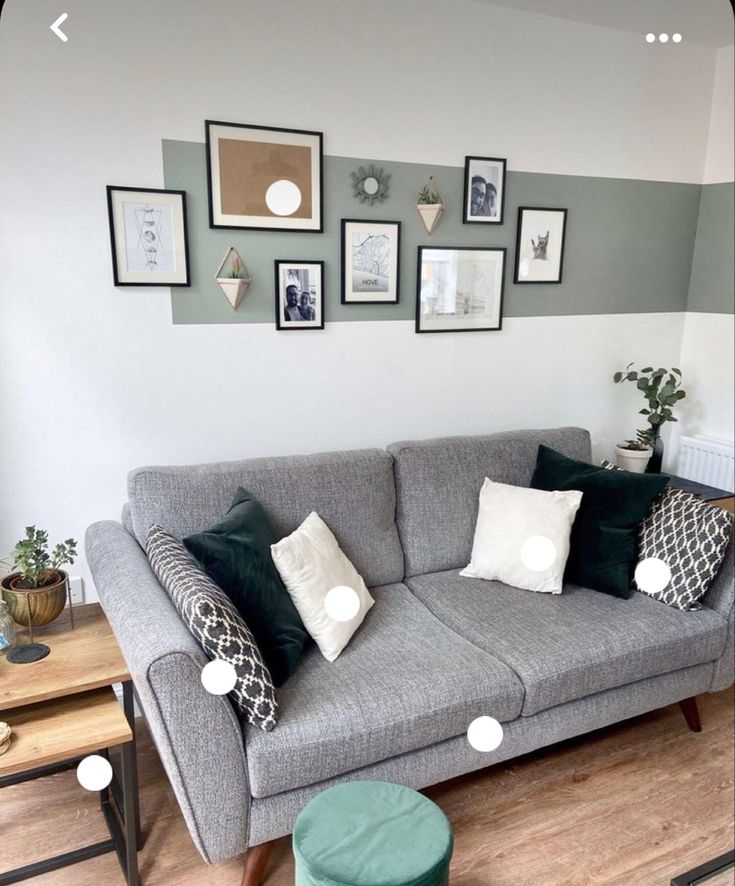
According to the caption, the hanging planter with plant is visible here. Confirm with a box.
[416,176,444,234]
[613,363,686,473]
[215,247,251,310]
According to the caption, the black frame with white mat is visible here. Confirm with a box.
[514,206,568,284]
[274,260,325,330]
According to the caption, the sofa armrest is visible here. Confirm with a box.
[702,536,734,692]
[85,520,252,863]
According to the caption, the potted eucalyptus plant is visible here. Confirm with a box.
[1,527,77,632]
[613,363,686,473]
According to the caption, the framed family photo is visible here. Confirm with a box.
[206,120,324,232]
[274,260,324,330]
[463,156,507,224]
[341,219,401,304]
[514,207,568,284]
[106,186,190,286]
[415,246,506,333]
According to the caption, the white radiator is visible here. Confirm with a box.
[677,435,735,492]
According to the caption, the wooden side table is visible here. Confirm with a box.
[0,604,141,885]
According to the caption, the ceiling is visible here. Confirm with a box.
[472,0,734,48]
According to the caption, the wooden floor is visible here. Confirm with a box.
[2,690,733,886]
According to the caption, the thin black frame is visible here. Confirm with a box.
[106,186,190,287]
[462,156,507,225]
[415,245,506,334]
[670,850,734,886]
[205,120,324,233]
[340,219,402,305]
[274,260,326,331]
[514,206,568,284]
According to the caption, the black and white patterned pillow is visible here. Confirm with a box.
[147,524,278,731]
[601,461,733,610]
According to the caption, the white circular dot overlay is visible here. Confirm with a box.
[265,179,302,216]
[77,754,113,792]
[659,32,669,43]
[201,659,238,695]
[324,585,361,622]
[635,557,672,595]
[645,33,656,43]
[672,33,682,43]
[520,535,557,572]
[467,716,504,753]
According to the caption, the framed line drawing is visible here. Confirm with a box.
[416,246,506,333]
[514,206,568,284]
[463,156,507,224]
[106,186,190,286]
[206,120,324,232]
[274,260,325,330]
[341,219,401,304]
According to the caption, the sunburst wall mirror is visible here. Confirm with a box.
[351,165,391,205]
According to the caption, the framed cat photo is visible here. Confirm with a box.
[463,156,507,224]
[514,207,568,284]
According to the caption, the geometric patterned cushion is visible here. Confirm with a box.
[146,524,278,731]
[600,461,734,610]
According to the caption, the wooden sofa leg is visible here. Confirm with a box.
[679,696,702,733]
[241,840,275,886]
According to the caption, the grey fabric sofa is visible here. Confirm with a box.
[85,427,734,880]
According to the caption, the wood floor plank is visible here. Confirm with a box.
[0,690,732,885]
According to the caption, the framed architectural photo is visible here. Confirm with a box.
[463,156,507,224]
[416,246,506,333]
[514,206,568,284]
[206,121,323,232]
[274,260,325,330]
[341,219,401,304]
[106,186,190,286]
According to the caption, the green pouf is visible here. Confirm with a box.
[293,781,454,886]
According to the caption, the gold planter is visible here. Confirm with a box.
[1,571,69,629]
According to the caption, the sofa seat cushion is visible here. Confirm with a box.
[406,571,728,717]
[244,584,524,798]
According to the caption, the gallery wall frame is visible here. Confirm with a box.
[462,156,507,225]
[106,186,190,286]
[274,260,325,330]
[341,219,401,305]
[415,245,506,333]
[205,120,324,232]
[514,206,568,284]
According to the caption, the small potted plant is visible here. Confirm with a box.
[613,363,686,472]
[1,527,77,633]
[215,247,251,310]
[416,176,444,234]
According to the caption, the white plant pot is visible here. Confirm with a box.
[416,202,444,234]
[615,444,652,473]
[216,277,249,310]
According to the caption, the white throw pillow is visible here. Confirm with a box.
[461,479,583,594]
[270,512,374,662]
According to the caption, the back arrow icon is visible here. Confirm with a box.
[50,13,69,42]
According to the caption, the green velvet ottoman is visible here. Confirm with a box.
[293,780,454,886]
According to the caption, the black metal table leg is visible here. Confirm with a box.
[122,679,143,848]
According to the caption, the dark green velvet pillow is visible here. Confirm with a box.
[183,488,309,686]
[531,445,669,598]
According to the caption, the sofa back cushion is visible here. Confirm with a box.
[387,427,592,577]
[127,448,404,588]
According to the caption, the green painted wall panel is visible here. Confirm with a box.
[687,182,735,314]
[163,140,702,325]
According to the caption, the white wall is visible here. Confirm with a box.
[0,0,725,598]
[703,45,735,184]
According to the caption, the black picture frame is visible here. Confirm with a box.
[415,245,506,334]
[670,850,734,886]
[514,206,568,284]
[205,120,324,233]
[462,156,507,225]
[341,219,401,304]
[106,186,190,287]
[274,260,325,331]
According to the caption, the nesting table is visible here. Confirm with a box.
[0,603,141,885]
